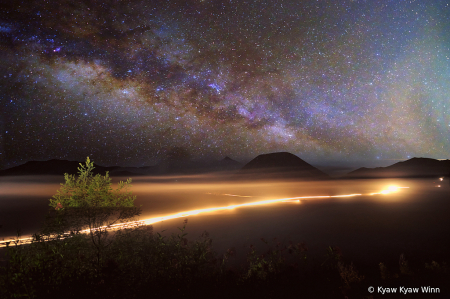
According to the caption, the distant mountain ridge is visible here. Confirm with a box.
[344,157,450,179]
[235,152,330,180]
[0,157,243,177]
[4,156,448,180]
[0,159,120,177]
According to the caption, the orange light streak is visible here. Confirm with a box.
[0,186,409,247]
[205,192,252,198]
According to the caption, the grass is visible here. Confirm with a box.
[0,220,449,299]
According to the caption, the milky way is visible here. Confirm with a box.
[1,0,449,170]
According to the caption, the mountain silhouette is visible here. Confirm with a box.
[0,159,121,176]
[222,156,239,164]
[154,156,242,175]
[235,152,330,180]
[211,156,242,171]
[0,157,243,177]
[344,157,450,179]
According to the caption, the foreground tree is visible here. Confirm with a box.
[44,157,141,266]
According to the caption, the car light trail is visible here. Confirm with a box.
[205,192,252,198]
[0,185,409,247]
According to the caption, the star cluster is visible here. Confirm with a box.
[1,0,449,169]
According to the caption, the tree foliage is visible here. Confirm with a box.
[43,157,141,266]
[47,157,140,230]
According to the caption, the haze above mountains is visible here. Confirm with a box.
[0,152,449,180]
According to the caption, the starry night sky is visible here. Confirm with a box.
[1,0,449,171]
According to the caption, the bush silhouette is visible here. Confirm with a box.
[44,157,141,267]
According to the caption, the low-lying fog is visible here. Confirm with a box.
[1,174,449,266]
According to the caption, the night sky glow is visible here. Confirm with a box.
[1,0,449,170]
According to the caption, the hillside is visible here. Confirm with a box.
[235,152,330,180]
[344,157,450,179]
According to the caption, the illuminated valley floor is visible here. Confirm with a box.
[1,179,449,269]
[0,185,408,248]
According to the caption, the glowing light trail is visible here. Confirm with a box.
[0,185,409,247]
[205,192,252,198]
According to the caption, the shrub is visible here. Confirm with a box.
[43,157,141,268]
